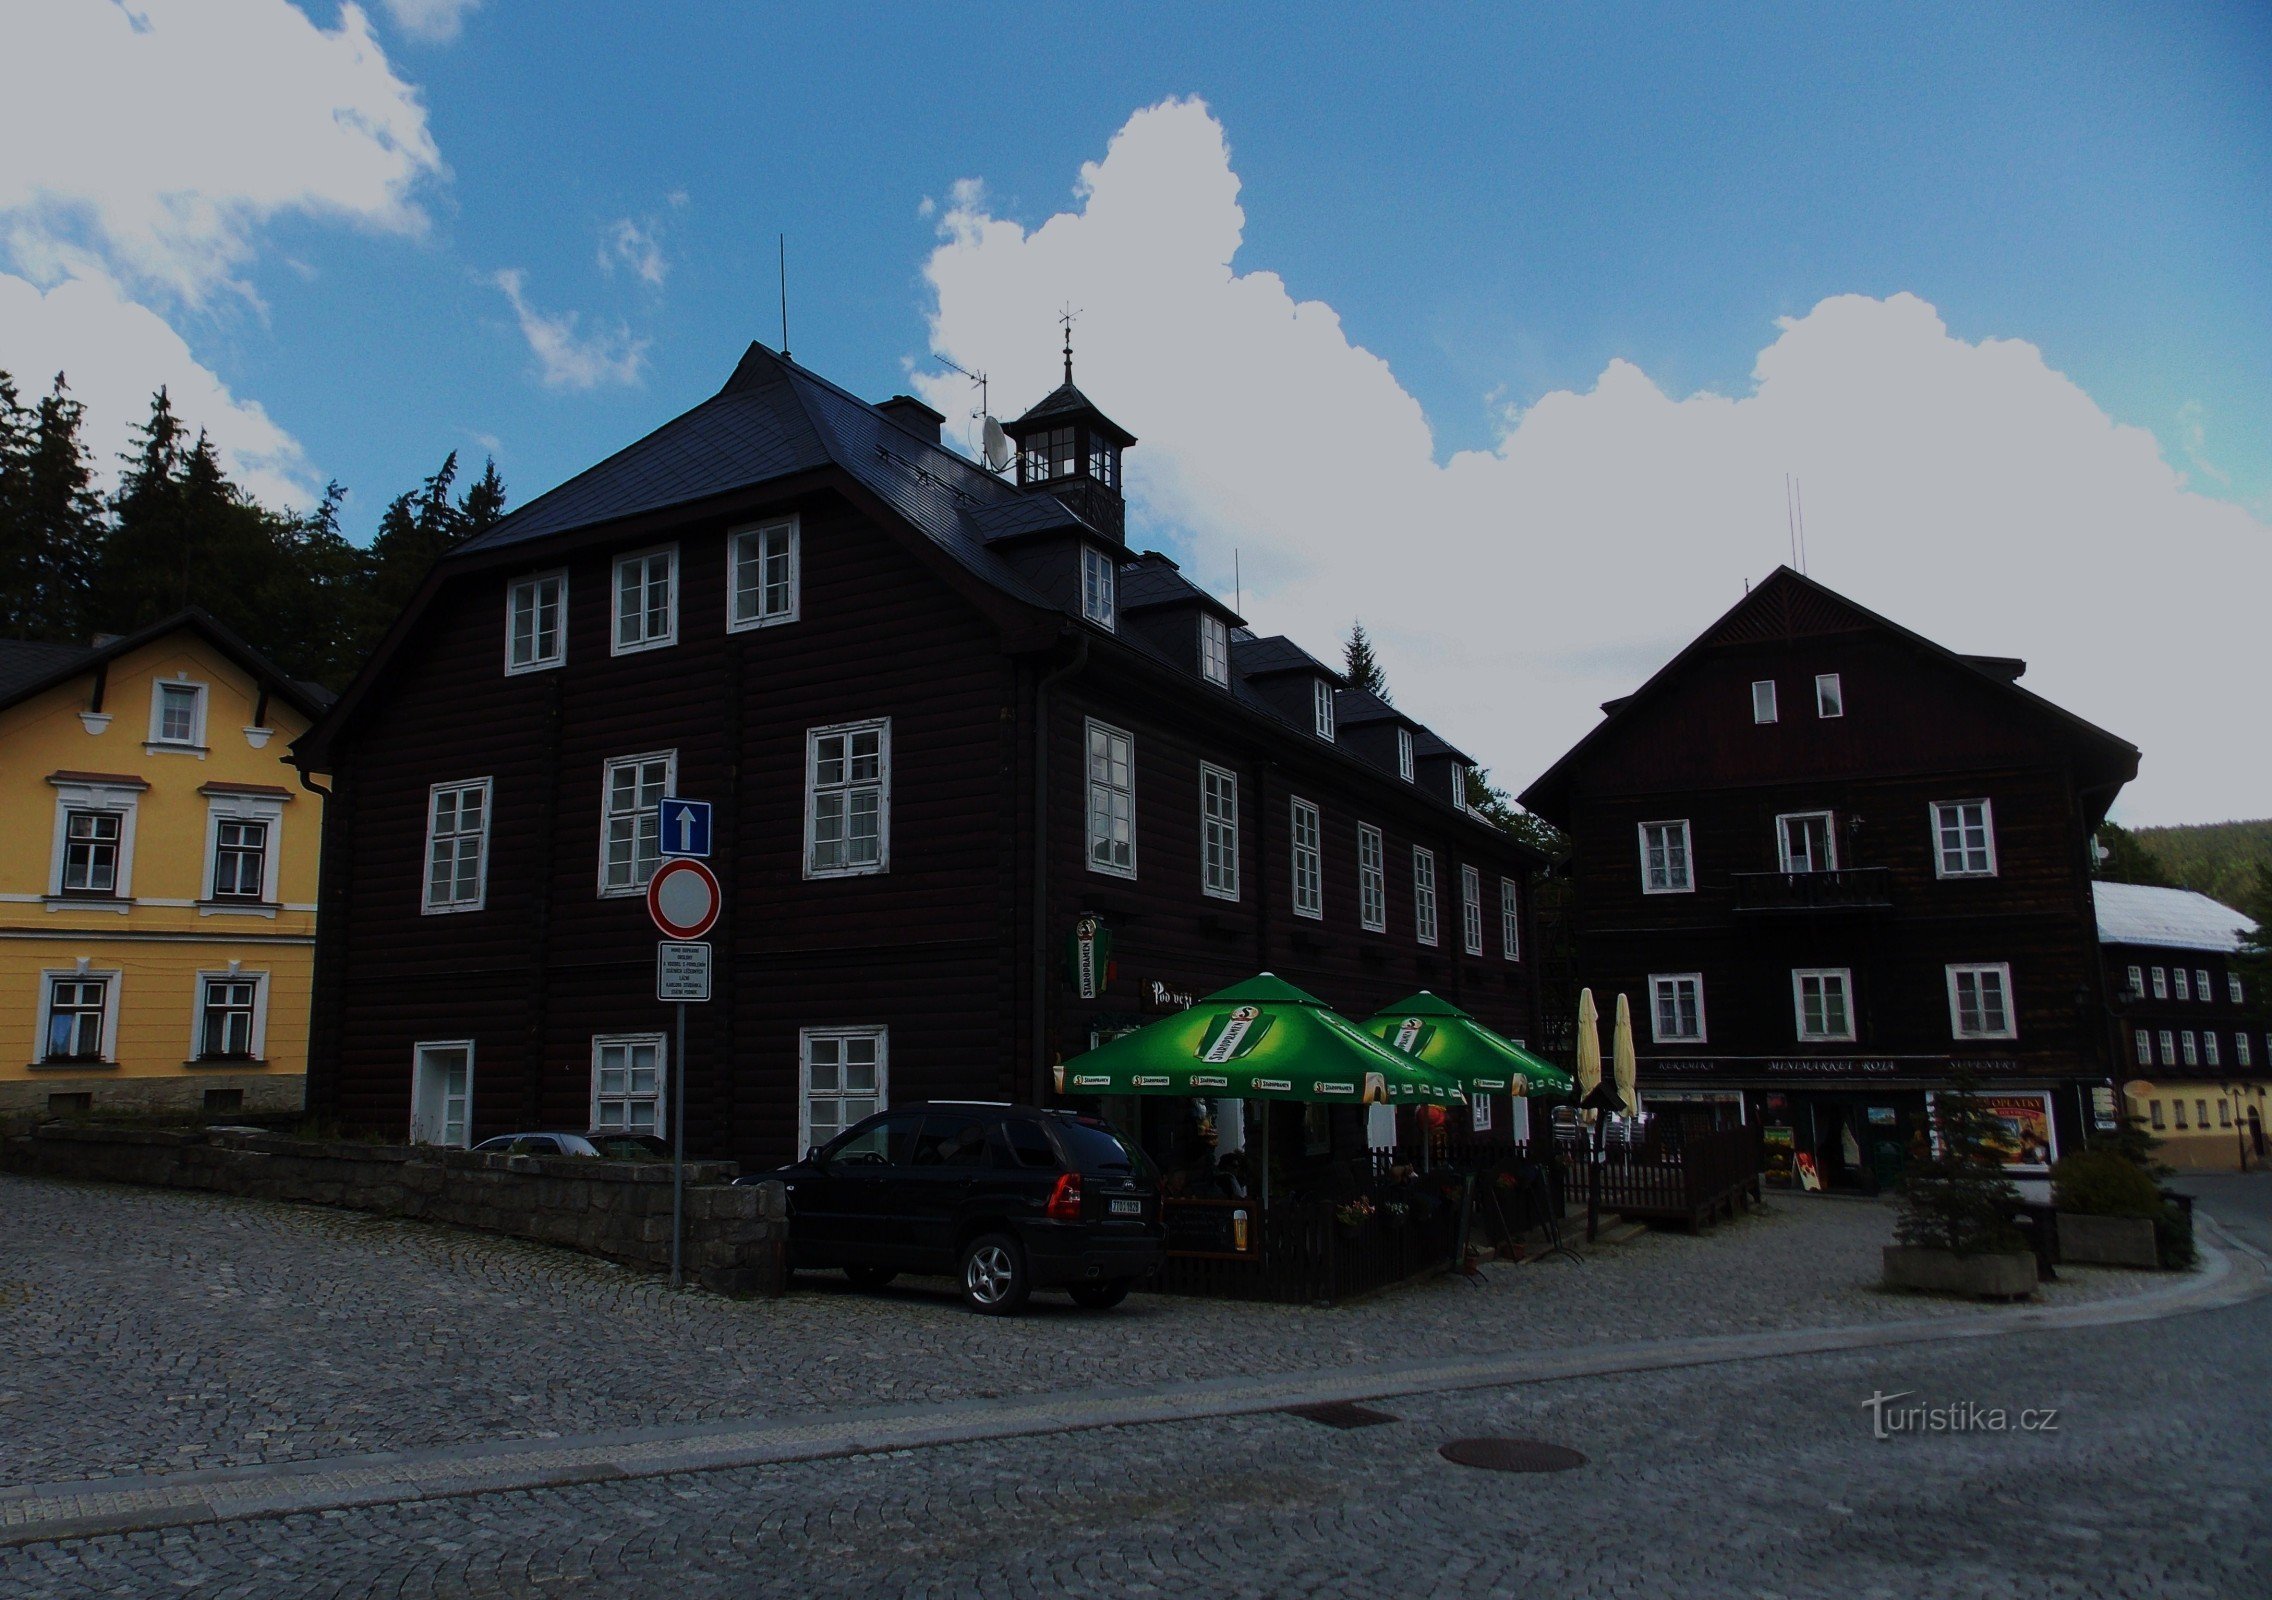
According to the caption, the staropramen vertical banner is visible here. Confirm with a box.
[1067,914,1114,1000]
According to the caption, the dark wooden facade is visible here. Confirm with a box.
[1519,569,2138,1189]
[298,346,1543,1168]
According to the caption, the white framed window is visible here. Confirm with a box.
[611,545,678,654]
[2151,967,2167,999]
[1751,680,1778,723]
[1777,811,1837,874]
[800,1026,887,1152]
[148,677,208,750]
[2158,1029,2175,1066]
[1793,968,1855,1042]
[728,519,799,632]
[48,777,141,905]
[2180,1030,2198,1067]
[63,810,123,894]
[2195,968,2210,1002]
[1413,847,1438,946]
[2127,964,2144,999]
[423,779,491,913]
[1084,720,1136,878]
[600,752,676,895]
[506,570,567,673]
[2175,1100,2188,1129]
[1931,799,1997,878]
[1650,974,1705,1043]
[1815,673,1843,718]
[194,970,268,1061]
[592,1033,666,1135]
[2238,1033,2254,1068]
[1080,546,1116,629]
[1461,863,1484,955]
[1397,728,1414,782]
[37,969,119,1063]
[2134,1028,2152,1066]
[1290,798,1322,919]
[202,788,286,907]
[1358,823,1387,931]
[1311,679,1337,742]
[2230,973,2245,1005]
[2204,1032,2222,1068]
[1638,820,1693,894]
[1199,614,1230,687]
[806,721,889,877]
[1201,763,1240,901]
[1947,962,2016,1040]
[2174,968,2191,1002]
[410,1041,474,1148]
[1451,765,1469,808]
[1500,877,1521,961]
[2150,1099,2166,1129]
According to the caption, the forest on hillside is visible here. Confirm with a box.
[2133,819,2272,909]
[0,370,502,689]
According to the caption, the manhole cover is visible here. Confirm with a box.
[1438,1437,1588,1473]
[1284,1401,1398,1429]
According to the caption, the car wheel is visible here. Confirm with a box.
[958,1233,1030,1315]
[1067,1278,1132,1310]
[844,1265,898,1289]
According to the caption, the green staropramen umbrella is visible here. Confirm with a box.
[1054,973,1467,1106]
[1361,991,1577,1101]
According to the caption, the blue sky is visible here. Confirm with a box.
[2,1,2268,820]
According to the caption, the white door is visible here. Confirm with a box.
[412,1043,473,1147]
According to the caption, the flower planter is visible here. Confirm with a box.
[2055,1212,2161,1269]
[1881,1245,2037,1300]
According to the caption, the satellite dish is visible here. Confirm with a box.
[981,416,1013,473]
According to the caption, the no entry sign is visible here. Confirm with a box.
[647,857,721,941]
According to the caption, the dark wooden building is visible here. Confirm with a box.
[1518,568,2138,1191]
[296,344,1545,1167]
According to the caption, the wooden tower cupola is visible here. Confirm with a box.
[1003,321,1136,542]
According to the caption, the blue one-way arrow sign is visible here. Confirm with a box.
[660,797,712,858]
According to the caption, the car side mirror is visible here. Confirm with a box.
[806,1145,826,1167]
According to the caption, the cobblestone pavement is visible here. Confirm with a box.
[0,1177,2162,1489]
[5,1191,2266,1598]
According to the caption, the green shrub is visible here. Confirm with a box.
[2051,1150,2164,1218]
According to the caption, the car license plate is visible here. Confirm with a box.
[1110,1198,1142,1216]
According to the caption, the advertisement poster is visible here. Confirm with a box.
[1762,1124,1795,1186]
[1927,1089,2057,1173]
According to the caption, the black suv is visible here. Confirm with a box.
[748,1103,1163,1314]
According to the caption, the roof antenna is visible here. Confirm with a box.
[1794,475,1809,575]
[1784,473,1798,571]
[937,355,1010,472]
[778,234,790,361]
[1234,547,1241,617]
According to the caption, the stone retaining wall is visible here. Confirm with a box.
[0,1124,786,1295]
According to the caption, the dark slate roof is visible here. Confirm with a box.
[0,611,330,725]
[1117,551,1242,621]
[1232,634,1340,682]
[1333,687,1409,729]
[0,639,96,701]
[1007,379,1136,446]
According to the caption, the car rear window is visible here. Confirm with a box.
[998,1118,1061,1171]
[1048,1117,1155,1179]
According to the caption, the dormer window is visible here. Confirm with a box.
[1080,547,1116,630]
[1397,728,1414,782]
[1200,614,1230,687]
[1313,680,1336,741]
[1024,426,1078,483]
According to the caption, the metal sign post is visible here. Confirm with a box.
[648,843,720,1292]
[673,999,686,1287]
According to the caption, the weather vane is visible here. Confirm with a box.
[1059,302,1082,383]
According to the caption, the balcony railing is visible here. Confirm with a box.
[1730,866,1893,914]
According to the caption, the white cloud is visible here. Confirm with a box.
[920,97,2272,825]
[379,0,482,44]
[492,268,649,391]
[598,218,669,287]
[0,268,314,509]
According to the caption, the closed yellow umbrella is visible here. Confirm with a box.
[1612,992,1638,1118]
[1576,988,1602,1107]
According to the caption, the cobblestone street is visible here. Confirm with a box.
[3,1173,2265,1597]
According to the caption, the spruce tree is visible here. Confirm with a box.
[1343,620,1389,702]
[1895,1069,2026,1256]
[0,372,104,639]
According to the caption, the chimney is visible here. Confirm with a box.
[876,395,944,445]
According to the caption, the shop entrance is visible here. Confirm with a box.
[1756,1090,1923,1193]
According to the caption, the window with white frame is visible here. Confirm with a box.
[2127,964,2144,999]
[601,752,676,894]
[1199,614,1230,687]
[196,973,264,1060]
[2151,967,2167,999]
[1201,763,1240,900]
[2181,1030,2198,1067]
[2135,1028,2152,1066]
[1085,720,1136,878]
[591,1034,665,1135]
[2150,1099,2166,1129]
[1777,811,1837,874]
[1815,673,1843,718]
[1413,847,1439,946]
[2238,1033,2254,1068]
[2195,968,2210,1002]
[40,973,113,1062]
[2158,1029,2174,1066]
[2204,1032,2221,1068]
[1639,820,1693,894]
[2174,968,2191,1002]
[149,679,207,748]
[728,520,799,631]
[1947,963,2016,1040]
[423,779,491,913]
[801,1026,886,1152]
[611,546,677,654]
[1461,863,1484,955]
[209,818,270,901]
[806,721,888,877]
[1397,727,1414,782]
[1651,974,1706,1043]
[2230,973,2246,1005]
[1312,679,1336,741]
[1290,798,1322,919]
[1751,680,1778,723]
[1931,800,1997,878]
[1793,968,1855,1042]
[1500,877,1521,961]
[506,571,567,673]
[60,809,124,896]
[1080,546,1117,630]
[1358,824,1387,931]
[50,776,141,902]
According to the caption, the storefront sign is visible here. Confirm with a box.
[1146,980,1196,1011]
[1647,1054,2024,1081]
[1068,915,1113,1000]
[2090,1085,2119,1132]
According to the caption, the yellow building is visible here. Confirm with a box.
[1,611,329,1117]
